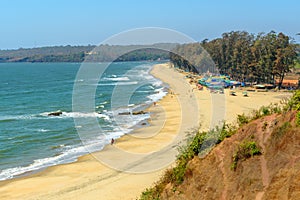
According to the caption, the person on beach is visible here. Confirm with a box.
[111,138,115,145]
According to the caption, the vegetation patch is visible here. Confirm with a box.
[237,103,283,127]
[296,112,300,126]
[140,123,237,200]
[140,91,300,199]
[231,141,262,171]
[285,90,300,111]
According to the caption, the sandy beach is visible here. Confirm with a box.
[0,63,292,200]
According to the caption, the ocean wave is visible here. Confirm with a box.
[147,88,168,102]
[37,129,50,132]
[40,111,110,120]
[0,132,123,181]
[0,62,168,181]
[103,76,130,81]
[0,115,35,122]
[97,81,138,86]
[0,144,90,181]
[100,101,108,105]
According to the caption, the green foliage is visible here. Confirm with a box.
[237,114,249,126]
[231,141,262,171]
[140,93,300,199]
[170,43,216,74]
[291,90,300,111]
[261,106,271,116]
[216,122,237,144]
[0,44,174,63]
[140,188,161,200]
[171,31,297,87]
[139,123,238,200]
[296,112,300,126]
[237,103,284,127]
[284,90,300,111]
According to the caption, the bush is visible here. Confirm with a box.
[284,90,300,111]
[261,106,271,116]
[292,90,300,111]
[217,122,237,144]
[231,141,262,171]
[237,114,249,126]
[297,112,300,126]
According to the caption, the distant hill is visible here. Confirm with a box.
[140,91,300,200]
[0,43,177,62]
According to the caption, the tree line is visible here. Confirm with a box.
[170,31,298,88]
[0,44,174,63]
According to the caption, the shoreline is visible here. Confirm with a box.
[0,61,168,182]
[0,62,292,200]
[0,62,189,200]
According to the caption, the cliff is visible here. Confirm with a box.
[141,91,300,200]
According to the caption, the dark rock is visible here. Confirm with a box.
[118,112,131,115]
[133,111,147,115]
[48,111,63,116]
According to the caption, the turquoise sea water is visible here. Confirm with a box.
[0,61,167,180]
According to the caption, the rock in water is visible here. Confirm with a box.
[48,111,63,116]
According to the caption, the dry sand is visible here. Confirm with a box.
[0,63,291,200]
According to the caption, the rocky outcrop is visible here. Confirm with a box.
[118,111,147,115]
[48,111,63,116]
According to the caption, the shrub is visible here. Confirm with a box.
[217,122,237,144]
[292,90,300,111]
[297,112,300,126]
[261,106,270,116]
[284,90,300,111]
[231,141,262,171]
[237,114,249,126]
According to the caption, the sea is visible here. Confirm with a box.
[0,61,167,181]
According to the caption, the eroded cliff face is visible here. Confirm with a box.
[161,111,300,200]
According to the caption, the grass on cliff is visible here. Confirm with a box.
[139,90,300,200]
[140,122,237,200]
[231,141,262,171]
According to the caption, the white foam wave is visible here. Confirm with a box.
[147,88,168,102]
[62,112,110,120]
[40,111,110,120]
[103,76,130,81]
[0,144,91,181]
[0,114,35,122]
[98,81,138,86]
[0,130,130,181]
[37,129,50,132]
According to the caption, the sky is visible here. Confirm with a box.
[0,0,299,49]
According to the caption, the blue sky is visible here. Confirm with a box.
[1,0,299,49]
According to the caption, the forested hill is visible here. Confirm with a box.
[0,43,176,62]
